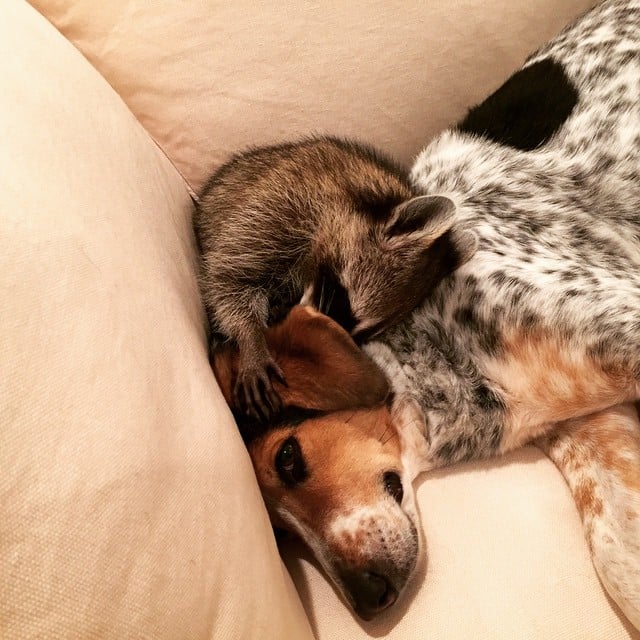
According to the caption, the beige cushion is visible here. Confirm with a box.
[7,1,637,639]
[283,447,640,639]
[0,2,311,639]
[31,0,597,193]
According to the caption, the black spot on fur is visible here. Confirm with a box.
[457,58,578,151]
[435,421,503,465]
[520,310,540,329]
[479,323,501,356]
[488,423,503,450]
[434,439,463,465]
[454,307,478,330]
[436,435,477,464]
[473,384,504,411]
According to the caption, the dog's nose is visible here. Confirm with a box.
[342,570,398,620]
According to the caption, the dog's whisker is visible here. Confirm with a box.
[381,431,396,446]
[377,422,391,444]
[344,410,357,424]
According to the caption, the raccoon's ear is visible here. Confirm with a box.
[449,227,479,267]
[385,194,457,243]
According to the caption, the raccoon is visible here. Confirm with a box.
[194,136,477,421]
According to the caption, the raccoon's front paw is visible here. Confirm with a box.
[234,358,287,423]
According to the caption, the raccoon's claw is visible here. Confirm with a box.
[234,360,287,423]
[270,362,288,388]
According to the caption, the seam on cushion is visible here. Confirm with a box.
[26,1,198,200]
[143,130,197,201]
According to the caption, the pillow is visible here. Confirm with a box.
[30,0,597,192]
[0,3,311,638]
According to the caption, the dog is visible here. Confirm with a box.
[213,307,640,625]
[213,0,640,627]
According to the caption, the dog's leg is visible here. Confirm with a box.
[537,404,640,630]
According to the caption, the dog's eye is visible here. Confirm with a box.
[275,436,307,487]
[383,471,403,504]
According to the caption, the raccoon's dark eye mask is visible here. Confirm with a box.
[311,263,356,334]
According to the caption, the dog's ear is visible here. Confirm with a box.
[211,306,390,414]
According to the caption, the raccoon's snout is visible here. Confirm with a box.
[311,263,357,333]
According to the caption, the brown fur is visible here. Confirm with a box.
[484,329,637,450]
[195,136,475,421]
[542,408,640,499]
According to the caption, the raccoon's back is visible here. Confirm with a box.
[196,152,319,285]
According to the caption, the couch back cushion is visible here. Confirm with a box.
[0,2,312,638]
[30,0,596,193]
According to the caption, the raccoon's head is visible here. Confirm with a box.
[311,195,477,341]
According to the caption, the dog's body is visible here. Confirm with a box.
[370,0,640,469]
[362,0,640,623]
[214,0,640,628]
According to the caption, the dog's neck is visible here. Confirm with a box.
[364,340,500,471]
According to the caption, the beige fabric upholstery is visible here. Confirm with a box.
[31,0,597,193]
[4,0,638,638]
[0,2,311,639]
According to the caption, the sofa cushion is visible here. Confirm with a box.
[30,0,597,193]
[0,2,311,639]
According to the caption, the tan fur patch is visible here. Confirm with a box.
[539,404,640,520]
[485,329,636,450]
[570,410,640,495]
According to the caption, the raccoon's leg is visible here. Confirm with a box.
[233,320,286,422]
[212,288,287,422]
[536,405,640,630]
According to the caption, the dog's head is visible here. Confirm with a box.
[212,306,425,620]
